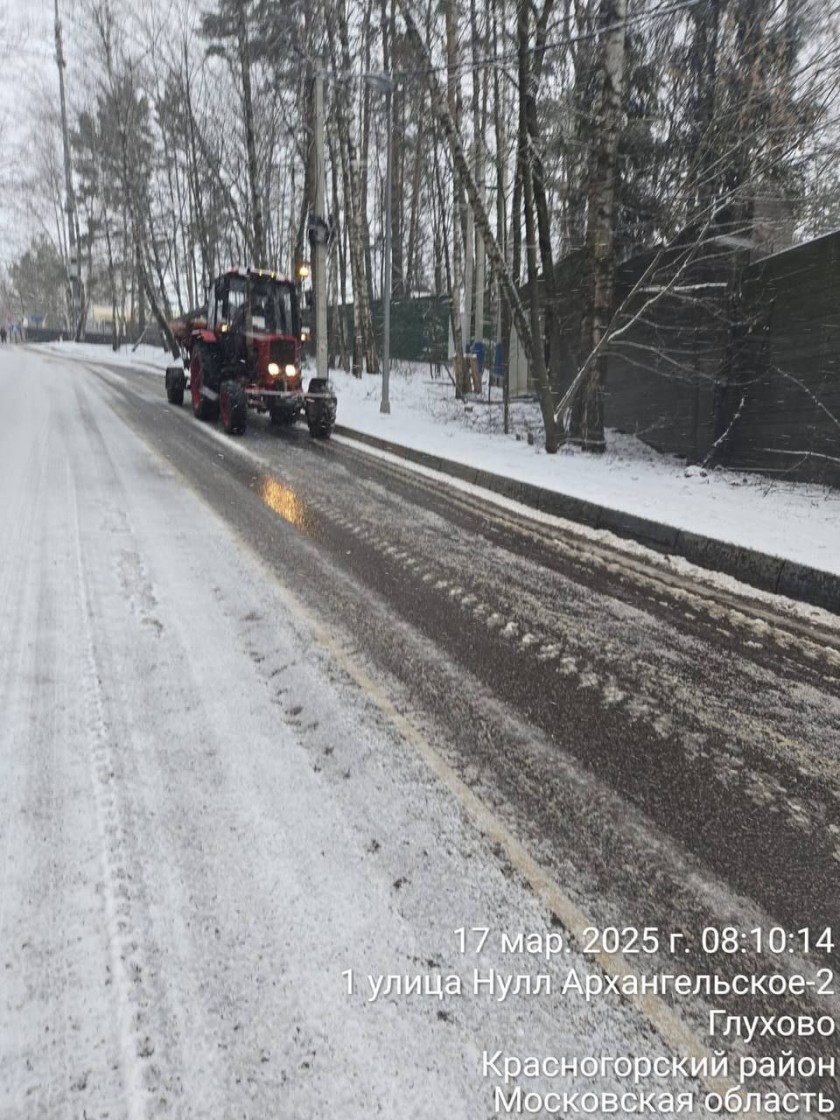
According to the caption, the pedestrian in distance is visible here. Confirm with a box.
[0,326,6,344]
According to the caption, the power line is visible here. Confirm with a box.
[290,0,704,87]
[393,0,705,84]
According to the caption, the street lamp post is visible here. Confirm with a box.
[312,71,328,383]
[365,72,395,415]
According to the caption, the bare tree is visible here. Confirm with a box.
[399,0,562,449]
[566,0,628,451]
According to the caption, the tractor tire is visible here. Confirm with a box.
[220,380,248,435]
[190,345,220,422]
[306,378,337,440]
[165,365,185,406]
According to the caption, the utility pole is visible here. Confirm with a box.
[381,80,393,414]
[364,73,395,412]
[54,0,79,336]
[312,70,328,382]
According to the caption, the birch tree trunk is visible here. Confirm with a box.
[474,37,487,349]
[516,0,558,450]
[405,109,425,292]
[462,35,475,351]
[445,0,466,389]
[492,0,511,414]
[384,0,405,298]
[567,0,627,451]
[525,0,557,382]
[328,5,379,374]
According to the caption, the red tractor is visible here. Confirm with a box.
[165,267,336,438]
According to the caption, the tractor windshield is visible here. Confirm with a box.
[248,278,297,336]
[225,275,299,337]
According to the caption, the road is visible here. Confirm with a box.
[1,346,838,1118]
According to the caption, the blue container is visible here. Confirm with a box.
[491,341,504,384]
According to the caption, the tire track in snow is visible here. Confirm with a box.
[0,389,71,1115]
[323,492,840,834]
[1,372,132,1117]
[0,391,52,950]
[68,461,161,1120]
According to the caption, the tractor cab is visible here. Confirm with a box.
[207,269,300,339]
[205,269,301,378]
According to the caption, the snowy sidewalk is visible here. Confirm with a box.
[38,341,840,587]
[331,365,840,583]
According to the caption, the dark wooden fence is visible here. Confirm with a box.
[727,233,840,483]
[554,229,840,485]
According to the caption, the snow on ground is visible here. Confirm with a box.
[1,344,706,1117]
[40,340,840,577]
[333,361,840,577]
[42,338,175,374]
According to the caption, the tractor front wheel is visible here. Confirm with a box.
[220,380,248,435]
[190,345,220,421]
[305,378,337,439]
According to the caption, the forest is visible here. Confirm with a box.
[4,0,839,452]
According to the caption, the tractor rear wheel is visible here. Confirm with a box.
[165,365,185,406]
[190,345,220,421]
[220,380,248,435]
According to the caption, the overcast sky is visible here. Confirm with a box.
[0,0,81,264]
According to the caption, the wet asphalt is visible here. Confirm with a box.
[78,359,840,1088]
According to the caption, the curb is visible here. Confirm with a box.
[334,425,839,615]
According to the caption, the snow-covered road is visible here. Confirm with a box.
[4,346,840,1118]
[0,348,710,1114]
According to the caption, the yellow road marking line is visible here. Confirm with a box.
[262,570,768,1115]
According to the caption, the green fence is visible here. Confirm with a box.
[328,294,450,365]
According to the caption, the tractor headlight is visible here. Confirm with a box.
[285,364,297,377]
[267,361,280,376]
